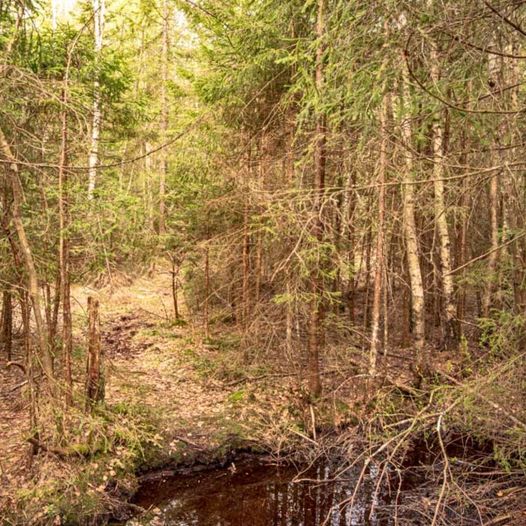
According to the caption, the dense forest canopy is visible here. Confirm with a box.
[0,0,525,524]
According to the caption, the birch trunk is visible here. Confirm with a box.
[430,44,459,347]
[400,68,425,354]
[482,39,502,316]
[158,0,170,234]
[87,0,104,200]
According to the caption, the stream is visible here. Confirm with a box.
[125,458,391,526]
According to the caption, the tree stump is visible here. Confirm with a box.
[85,296,104,410]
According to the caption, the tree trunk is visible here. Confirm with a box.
[0,128,54,384]
[20,290,39,455]
[429,43,459,348]
[482,41,502,317]
[482,171,499,317]
[370,93,389,375]
[58,85,73,406]
[170,254,180,320]
[307,0,326,398]
[241,146,251,329]
[158,0,170,235]
[400,68,426,356]
[85,297,104,409]
[87,0,104,200]
[1,290,13,361]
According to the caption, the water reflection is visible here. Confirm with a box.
[131,460,389,526]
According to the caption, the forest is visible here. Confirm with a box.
[0,0,525,524]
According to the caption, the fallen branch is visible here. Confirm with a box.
[8,379,27,392]
[439,371,526,431]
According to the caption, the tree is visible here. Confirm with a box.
[87,0,104,200]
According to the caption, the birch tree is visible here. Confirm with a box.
[87,0,105,200]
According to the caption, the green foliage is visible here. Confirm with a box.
[479,310,526,358]
[228,389,246,403]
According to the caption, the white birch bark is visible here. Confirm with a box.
[400,63,425,353]
[87,0,105,200]
[430,42,458,346]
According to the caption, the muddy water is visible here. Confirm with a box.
[129,459,390,525]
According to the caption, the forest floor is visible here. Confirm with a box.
[0,268,314,524]
[4,269,522,525]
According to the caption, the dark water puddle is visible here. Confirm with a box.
[126,459,390,525]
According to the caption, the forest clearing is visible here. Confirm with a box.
[1,0,526,524]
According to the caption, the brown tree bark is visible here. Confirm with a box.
[370,93,389,375]
[1,290,13,361]
[241,146,251,329]
[20,289,40,455]
[169,253,181,320]
[482,43,502,317]
[85,297,104,409]
[58,85,73,406]
[204,243,210,340]
[0,128,54,384]
[307,0,326,398]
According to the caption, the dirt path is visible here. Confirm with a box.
[99,273,232,453]
[0,269,238,516]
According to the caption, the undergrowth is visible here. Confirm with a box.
[7,401,163,526]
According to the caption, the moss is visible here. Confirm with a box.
[227,389,246,403]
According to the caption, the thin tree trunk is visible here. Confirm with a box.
[170,254,180,320]
[20,290,39,455]
[204,210,211,339]
[242,148,252,329]
[430,43,459,348]
[87,0,104,200]
[0,128,54,384]
[58,85,73,406]
[254,231,262,305]
[363,225,373,338]
[144,141,155,231]
[204,245,210,340]
[85,296,104,409]
[158,0,170,234]
[1,291,12,361]
[50,274,61,353]
[507,45,526,315]
[370,93,389,375]
[307,0,326,398]
[400,70,425,356]
[342,161,356,322]
[482,172,499,317]
[482,42,502,317]
[285,282,293,360]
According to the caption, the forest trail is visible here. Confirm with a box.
[93,269,232,452]
[0,269,241,512]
